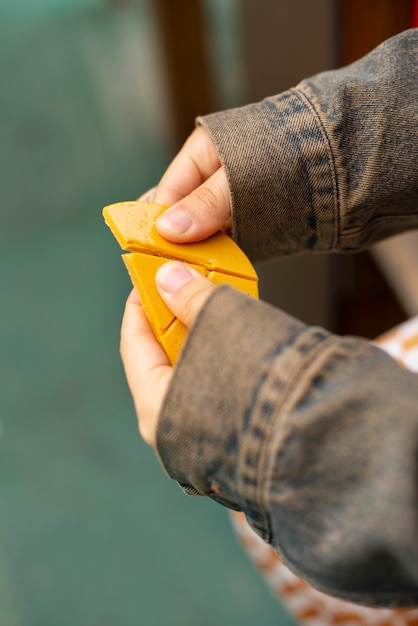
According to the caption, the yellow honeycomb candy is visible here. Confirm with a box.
[103,201,258,364]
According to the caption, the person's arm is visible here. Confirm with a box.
[122,29,418,607]
[121,260,418,608]
[155,29,418,262]
[155,284,418,608]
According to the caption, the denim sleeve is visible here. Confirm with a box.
[198,29,418,262]
[155,29,418,608]
[156,286,418,607]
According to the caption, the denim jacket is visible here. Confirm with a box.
[156,30,418,607]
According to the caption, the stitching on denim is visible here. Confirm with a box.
[291,86,341,251]
[258,329,334,546]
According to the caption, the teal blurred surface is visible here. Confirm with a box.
[0,1,296,624]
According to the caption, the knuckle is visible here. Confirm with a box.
[189,171,230,226]
[191,185,227,229]
[193,184,219,213]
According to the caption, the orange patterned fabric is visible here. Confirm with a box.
[230,316,418,624]
[374,317,418,373]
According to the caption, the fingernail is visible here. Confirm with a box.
[156,262,193,293]
[157,208,192,234]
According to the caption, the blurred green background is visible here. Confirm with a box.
[0,0,295,624]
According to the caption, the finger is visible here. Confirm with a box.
[154,126,221,207]
[120,289,172,447]
[155,262,215,329]
[155,167,231,243]
[138,187,157,202]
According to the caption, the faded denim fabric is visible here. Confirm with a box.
[199,29,418,262]
[156,30,418,607]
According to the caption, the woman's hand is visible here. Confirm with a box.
[141,126,232,243]
[120,262,215,447]
[125,127,230,445]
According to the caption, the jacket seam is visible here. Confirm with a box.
[291,86,341,251]
[340,212,418,238]
[258,331,337,544]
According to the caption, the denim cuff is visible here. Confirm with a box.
[156,285,324,540]
[198,89,337,262]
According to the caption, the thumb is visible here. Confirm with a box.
[155,261,215,328]
[155,167,231,243]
